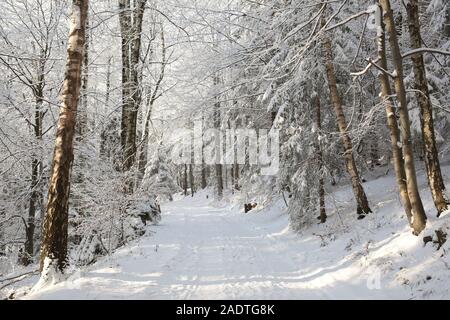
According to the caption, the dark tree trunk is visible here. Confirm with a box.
[24,158,39,265]
[100,56,112,158]
[201,162,207,189]
[189,164,195,197]
[234,164,239,191]
[315,95,327,224]
[119,0,146,176]
[23,85,45,266]
[184,164,188,196]
[214,75,223,199]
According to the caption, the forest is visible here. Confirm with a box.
[0,0,449,300]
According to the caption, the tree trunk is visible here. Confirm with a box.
[100,56,112,158]
[201,153,207,189]
[216,162,223,199]
[315,95,327,224]
[189,164,195,197]
[23,84,45,266]
[119,0,146,174]
[138,27,166,183]
[376,5,413,225]
[233,116,240,192]
[119,0,132,171]
[406,0,449,216]
[323,32,371,217]
[370,131,379,169]
[137,100,153,180]
[78,13,89,139]
[184,164,188,196]
[24,158,38,265]
[234,163,239,191]
[214,75,223,199]
[40,0,88,273]
[380,0,427,235]
[201,162,207,190]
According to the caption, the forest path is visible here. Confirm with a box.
[22,190,413,300]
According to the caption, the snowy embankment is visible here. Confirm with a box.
[2,166,450,300]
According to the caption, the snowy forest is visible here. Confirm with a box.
[0,0,449,300]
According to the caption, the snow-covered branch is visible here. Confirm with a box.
[402,48,450,59]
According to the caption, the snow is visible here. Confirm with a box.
[2,167,450,300]
[31,257,66,293]
[71,5,81,30]
[366,4,379,14]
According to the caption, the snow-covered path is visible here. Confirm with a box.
[19,191,426,300]
[10,167,450,300]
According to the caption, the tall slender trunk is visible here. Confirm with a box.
[315,95,327,223]
[201,145,207,189]
[234,163,239,191]
[225,166,229,190]
[201,156,207,190]
[323,32,371,217]
[214,75,223,199]
[380,0,427,235]
[138,100,153,179]
[40,0,88,273]
[24,158,38,265]
[100,56,112,157]
[119,0,132,170]
[78,14,89,139]
[370,131,379,169]
[189,164,195,197]
[233,115,240,192]
[376,5,413,225]
[23,85,44,266]
[119,0,146,175]
[406,0,449,216]
[184,164,188,196]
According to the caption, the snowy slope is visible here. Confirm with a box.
[2,166,450,300]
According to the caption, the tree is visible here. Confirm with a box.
[138,21,167,181]
[119,0,146,174]
[0,0,64,266]
[379,0,427,235]
[140,143,177,201]
[39,0,89,274]
[184,164,188,196]
[406,0,449,216]
[322,26,372,218]
[214,73,224,200]
[189,163,195,197]
[375,4,413,225]
[315,95,327,224]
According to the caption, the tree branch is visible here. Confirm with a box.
[402,48,450,59]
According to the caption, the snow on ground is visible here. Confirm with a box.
[2,166,450,300]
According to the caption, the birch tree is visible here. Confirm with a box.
[40,0,89,274]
